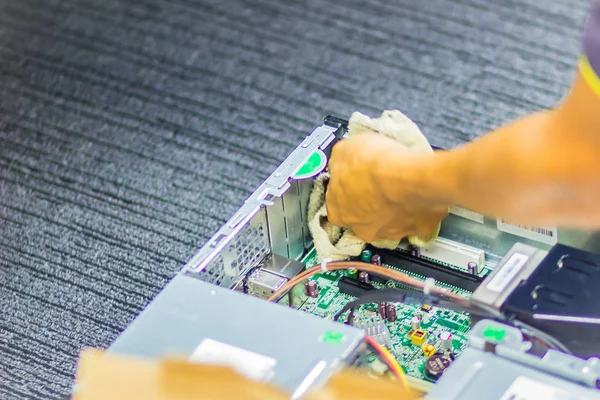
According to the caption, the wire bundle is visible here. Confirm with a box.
[267,261,462,303]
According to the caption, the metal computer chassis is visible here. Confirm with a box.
[109,116,600,397]
[181,116,600,292]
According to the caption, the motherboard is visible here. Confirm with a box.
[296,248,472,383]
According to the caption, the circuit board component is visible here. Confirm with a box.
[247,269,286,298]
[398,237,485,275]
[409,329,427,346]
[422,344,436,357]
[355,317,393,348]
[297,248,472,383]
[424,354,452,381]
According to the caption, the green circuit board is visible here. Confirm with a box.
[296,249,472,382]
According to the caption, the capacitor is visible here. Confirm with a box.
[410,245,421,258]
[371,254,382,266]
[385,303,397,322]
[305,280,318,298]
[411,316,421,330]
[467,262,478,275]
[360,249,373,263]
[378,302,387,319]
[348,267,358,278]
[358,271,370,283]
[439,331,454,351]
[424,354,451,381]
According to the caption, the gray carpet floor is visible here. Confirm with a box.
[0,0,591,398]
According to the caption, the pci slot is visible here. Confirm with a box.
[369,247,483,292]
[398,237,485,275]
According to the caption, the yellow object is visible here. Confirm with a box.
[74,348,417,400]
[579,55,600,98]
[422,344,436,357]
[409,329,427,346]
[74,349,288,400]
[421,305,431,312]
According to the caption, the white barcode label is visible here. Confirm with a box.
[487,252,529,293]
[497,219,558,245]
[450,206,484,224]
[500,376,586,400]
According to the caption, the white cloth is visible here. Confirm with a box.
[308,110,440,262]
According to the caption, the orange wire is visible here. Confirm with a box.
[364,335,409,389]
[265,260,462,392]
[267,261,461,303]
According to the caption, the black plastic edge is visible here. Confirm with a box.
[324,115,348,128]
[338,276,375,297]
[324,115,445,151]
[369,246,483,292]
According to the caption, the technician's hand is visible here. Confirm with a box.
[326,134,448,243]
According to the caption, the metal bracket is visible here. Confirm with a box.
[182,123,338,279]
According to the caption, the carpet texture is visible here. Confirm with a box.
[0,0,591,398]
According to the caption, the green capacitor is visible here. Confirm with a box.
[360,249,373,263]
[347,267,358,279]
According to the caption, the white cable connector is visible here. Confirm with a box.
[321,257,332,273]
[423,277,436,295]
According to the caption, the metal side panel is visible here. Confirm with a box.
[298,178,314,251]
[181,123,338,287]
[283,179,305,260]
[426,347,600,400]
[267,195,288,258]
[109,275,365,396]
[267,178,315,261]
[440,214,600,259]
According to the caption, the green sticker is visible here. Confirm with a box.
[292,149,327,180]
[321,330,345,345]
[482,325,507,343]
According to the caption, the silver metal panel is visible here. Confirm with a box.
[109,275,365,395]
[261,254,305,280]
[182,123,337,283]
[428,319,600,399]
[267,195,289,258]
[427,347,600,399]
[227,209,269,277]
[440,214,600,259]
[194,207,269,288]
[283,180,305,260]
[247,269,286,299]
[298,178,313,250]
[472,243,548,310]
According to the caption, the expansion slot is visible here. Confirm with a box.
[369,246,483,292]
[398,237,486,275]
